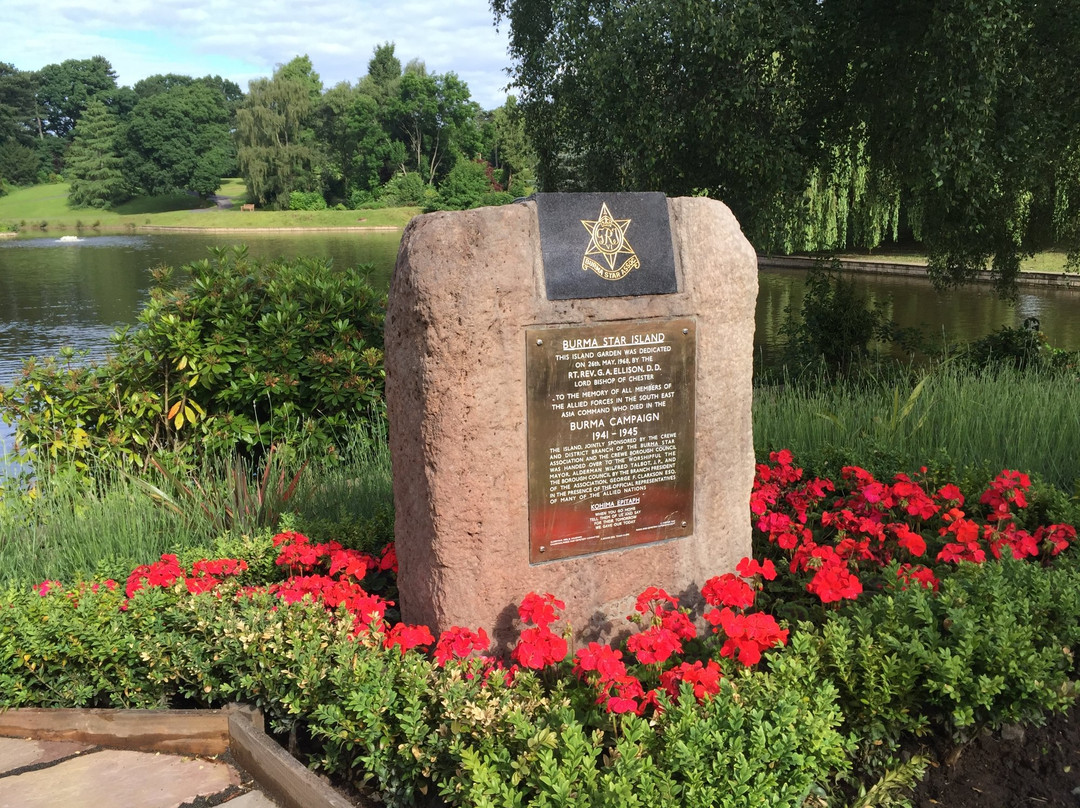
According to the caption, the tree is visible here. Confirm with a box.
[34,56,120,139]
[132,73,194,99]
[436,158,494,209]
[487,96,535,195]
[125,82,233,198]
[317,83,393,201]
[365,43,402,95]
[492,0,819,242]
[0,63,40,185]
[66,99,128,208]
[386,67,481,185]
[492,0,1080,293]
[235,56,322,208]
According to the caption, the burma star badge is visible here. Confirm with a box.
[580,202,641,281]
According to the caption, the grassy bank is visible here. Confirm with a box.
[0,182,418,232]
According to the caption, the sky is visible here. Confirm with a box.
[4,0,515,110]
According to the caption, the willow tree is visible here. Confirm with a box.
[492,0,1080,293]
[235,56,322,209]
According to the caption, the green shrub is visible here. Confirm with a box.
[806,558,1080,748]
[435,159,491,211]
[778,263,894,377]
[379,172,426,207]
[288,190,328,211]
[0,246,386,477]
[310,639,847,808]
[478,191,516,207]
[957,320,1073,372]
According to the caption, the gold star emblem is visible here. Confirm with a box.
[580,202,640,281]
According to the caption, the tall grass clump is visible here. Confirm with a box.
[754,363,1080,490]
[0,423,394,587]
[0,464,218,586]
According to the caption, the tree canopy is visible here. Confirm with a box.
[3,46,525,214]
[492,0,1080,292]
[126,81,234,198]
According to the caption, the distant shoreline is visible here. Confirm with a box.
[137,225,403,233]
[2,224,404,236]
[758,255,1080,290]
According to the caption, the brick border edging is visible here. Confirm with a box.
[0,706,362,808]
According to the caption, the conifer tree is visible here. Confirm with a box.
[66,98,127,208]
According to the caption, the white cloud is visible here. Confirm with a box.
[6,0,513,108]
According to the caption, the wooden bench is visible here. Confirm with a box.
[240,203,255,212]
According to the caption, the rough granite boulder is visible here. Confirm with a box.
[385,196,757,647]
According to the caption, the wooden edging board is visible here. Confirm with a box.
[0,705,363,808]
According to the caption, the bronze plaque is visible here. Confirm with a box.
[527,318,696,562]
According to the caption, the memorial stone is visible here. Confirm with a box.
[386,195,756,646]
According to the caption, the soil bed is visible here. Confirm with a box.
[912,702,1080,807]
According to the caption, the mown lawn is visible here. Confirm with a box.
[0,181,417,231]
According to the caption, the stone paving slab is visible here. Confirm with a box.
[223,790,281,807]
[0,737,92,774]
[0,747,241,808]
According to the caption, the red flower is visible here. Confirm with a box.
[634,586,678,615]
[979,470,1031,521]
[701,573,756,609]
[660,608,697,641]
[125,554,185,598]
[890,523,927,557]
[712,608,789,666]
[937,540,986,564]
[433,626,489,666]
[770,448,794,466]
[384,623,435,653]
[599,674,646,715]
[377,542,398,573]
[272,530,311,547]
[328,548,372,580]
[1035,523,1076,556]
[936,484,964,505]
[805,560,863,604]
[626,625,682,665]
[35,580,62,596]
[986,524,1039,561]
[518,592,565,629]
[896,564,940,592]
[660,659,723,702]
[511,626,568,669]
[736,556,777,581]
[573,642,626,683]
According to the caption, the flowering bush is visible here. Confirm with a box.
[752,449,1075,608]
[5,449,1080,807]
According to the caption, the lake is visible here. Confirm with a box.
[3,229,1079,467]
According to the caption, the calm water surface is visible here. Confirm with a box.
[3,230,1079,467]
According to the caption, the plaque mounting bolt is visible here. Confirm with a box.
[681,521,687,527]
[539,546,546,553]
[536,339,543,346]
[682,328,689,335]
